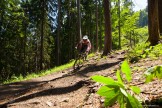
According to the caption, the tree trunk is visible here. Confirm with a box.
[23,21,27,76]
[56,0,61,65]
[148,0,160,46]
[36,37,38,72]
[90,10,94,52]
[68,0,71,60]
[158,0,162,35]
[40,0,45,70]
[98,0,103,51]
[102,0,112,56]
[77,0,82,41]
[95,0,99,52]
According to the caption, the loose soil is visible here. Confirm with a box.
[0,51,162,108]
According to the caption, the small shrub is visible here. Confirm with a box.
[91,60,142,108]
[144,65,162,83]
[127,43,162,63]
[127,42,150,63]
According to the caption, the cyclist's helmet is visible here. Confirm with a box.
[83,35,88,40]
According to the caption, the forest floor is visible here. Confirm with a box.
[0,51,162,108]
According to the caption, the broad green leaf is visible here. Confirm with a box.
[96,86,120,107]
[130,86,141,94]
[117,95,125,108]
[120,88,128,97]
[91,75,117,85]
[98,86,119,106]
[106,84,123,89]
[126,98,132,108]
[121,60,132,82]
[116,70,124,85]
[104,94,119,106]
[127,94,142,108]
[97,86,119,97]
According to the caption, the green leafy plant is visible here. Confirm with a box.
[149,44,162,58]
[3,61,75,84]
[144,65,162,83]
[91,60,142,108]
[127,43,162,63]
[126,42,150,63]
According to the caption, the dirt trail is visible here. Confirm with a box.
[0,51,162,108]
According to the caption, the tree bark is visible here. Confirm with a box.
[77,0,82,41]
[158,0,162,35]
[56,0,61,65]
[40,0,45,70]
[148,0,160,46]
[98,0,103,51]
[68,0,71,60]
[23,18,27,75]
[95,0,99,52]
[102,0,112,56]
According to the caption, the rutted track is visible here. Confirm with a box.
[0,52,162,108]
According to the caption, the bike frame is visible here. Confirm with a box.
[73,52,87,70]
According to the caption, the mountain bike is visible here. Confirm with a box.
[73,52,87,71]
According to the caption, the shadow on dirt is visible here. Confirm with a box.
[0,81,45,100]
[75,60,121,77]
[142,98,162,108]
[0,59,123,107]
[0,80,90,108]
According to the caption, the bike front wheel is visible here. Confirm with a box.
[73,58,82,70]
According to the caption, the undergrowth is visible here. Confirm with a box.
[92,60,143,108]
[2,53,95,84]
[126,42,162,63]
[92,60,162,108]
[3,61,74,84]
[92,42,162,107]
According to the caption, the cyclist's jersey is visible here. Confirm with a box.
[76,39,91,53]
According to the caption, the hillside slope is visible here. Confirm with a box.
[0,51,162,108]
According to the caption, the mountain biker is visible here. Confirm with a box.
[75,35,91,56]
